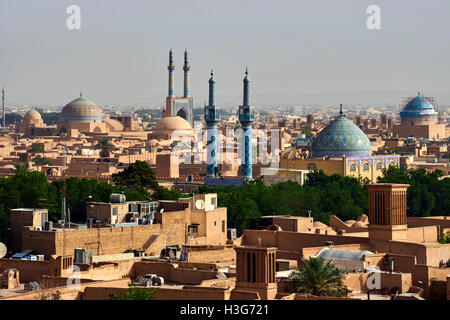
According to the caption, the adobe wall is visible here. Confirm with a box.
[385,253,450,299]
[0,279,129,300]
[21,224,162,256]
[243,230,369,262]
[82,285,231,300]
[407,217,450,233]
[0,258,59,283]
[132,261,219,285]
[343,272,411,293]
[186,248,236,263]
[160,210,190,246]
[406,226,438,243]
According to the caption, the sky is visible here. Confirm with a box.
[1,0,450,109]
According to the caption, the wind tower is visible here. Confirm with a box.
[204,70,219,178]
[238,68,254,180]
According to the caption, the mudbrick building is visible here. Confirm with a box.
[0,185,449,300]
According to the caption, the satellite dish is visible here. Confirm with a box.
[0,242,7,259]
[195,199,205,210]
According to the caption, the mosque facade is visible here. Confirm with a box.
[280,105,399,183]
[162,49,194,126]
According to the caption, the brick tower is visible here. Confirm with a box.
[367,183,409,241]
[233,246,278,300]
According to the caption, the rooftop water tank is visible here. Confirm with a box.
[110,193,126,203]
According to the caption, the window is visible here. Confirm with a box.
[350,164,356,172]
[189,224,198,234]
[307,163,316,170]
[112,207,118,217]
[389,161,396,167]
[222,220,225,233]
[363,163,369,171]
[376,162,383,170]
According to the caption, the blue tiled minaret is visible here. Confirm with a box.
[183,49,190,98]
[238,68,254,180]
[168,49,175,97]
[204,70,219,178]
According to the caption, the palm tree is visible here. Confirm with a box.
[287,257,346,297]
[94,137,115,157]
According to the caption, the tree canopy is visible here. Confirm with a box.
[287,257,346,296]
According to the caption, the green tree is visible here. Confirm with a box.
[109,284,156,300]
[28,143,44,154]
[287,257,346,296]
[32,155,51,166]
[438,231,450,244]
[94,138,115,157]
[301,125,313,138]
[10,163,29,173]
[112,160,159,191]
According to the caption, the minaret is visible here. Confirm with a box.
[238,68,254,180]
[204,70,219,178]
[168,49,175,97]
[1,87,4,128]
[183,49,190,98]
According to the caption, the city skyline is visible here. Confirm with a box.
[1,0,450,107]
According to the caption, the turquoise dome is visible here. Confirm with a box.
[312,115,372,158]
[60,95,103,122]
[400,95,437,117]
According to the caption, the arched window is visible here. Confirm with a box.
[307,163,316,170]
[376,162,383,170]
[349,163,356,172]
[363,163,370,171]
[363,177,369,184]
[389,161,396,167]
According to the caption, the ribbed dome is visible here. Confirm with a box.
[154,116,192,131]
[312,115,371,158]
[23,109,42,121]
[400,95,437,117]
[60,96,103,122]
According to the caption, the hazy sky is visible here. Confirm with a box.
[1,0,450,108]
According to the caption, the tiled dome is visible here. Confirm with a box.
[312,115,372,158]
[60,95,103,122]
[400,95,437,117]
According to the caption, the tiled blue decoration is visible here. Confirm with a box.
[312,115,372,158]
[400,95,437,118]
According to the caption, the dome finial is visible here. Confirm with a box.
[339,104,343,115]
[80,90,83,97]
[245,66,248,76]
[418,91,420,96]
[211,69,213,77]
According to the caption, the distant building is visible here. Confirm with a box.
[393,94,445,139]
[280,105,399,183]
